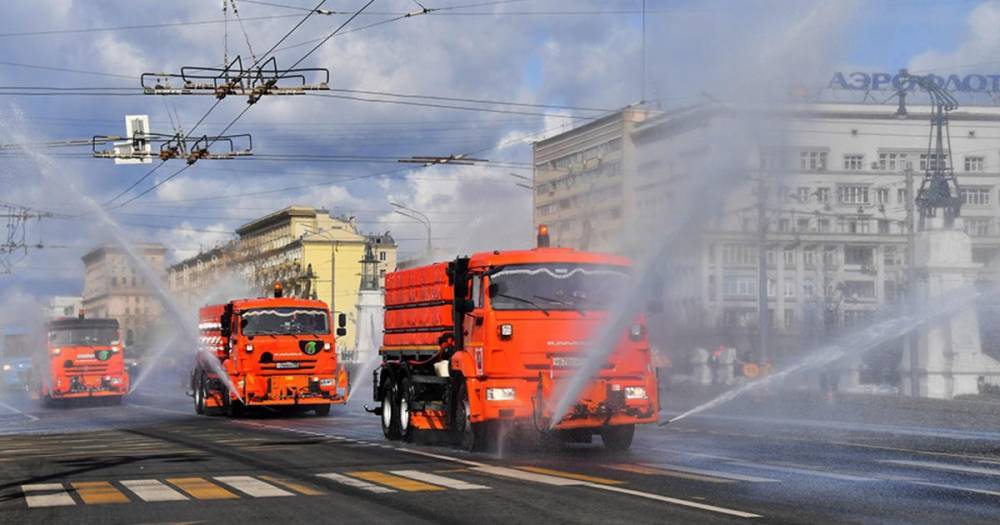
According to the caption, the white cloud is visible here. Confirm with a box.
[909,1,1000,74]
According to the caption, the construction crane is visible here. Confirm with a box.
[895,69,962,227]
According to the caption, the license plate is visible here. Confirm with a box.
[552,356,584,368]
[276,362,299,369]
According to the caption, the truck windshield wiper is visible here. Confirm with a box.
[533,294,586,317]
[496,293,549,316]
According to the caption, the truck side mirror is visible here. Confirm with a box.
[338,313,347,328]
[220,312,231,338]
[336,327,347,337]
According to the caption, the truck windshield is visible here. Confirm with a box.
[489,263,630,312]
[48,327,118,346]
[241,308,330,336]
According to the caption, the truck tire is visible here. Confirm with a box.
[398,376,414,442]
[380,377,401,440]
[453,383,484,451]
[600,424,635,452]
[194,372,205,415]
[223,390,244,417]
[314,404,331,417]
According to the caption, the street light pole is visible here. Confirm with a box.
[390,201,432,256]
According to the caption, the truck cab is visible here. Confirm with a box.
[37,317,128,405]
[193,287,349,416]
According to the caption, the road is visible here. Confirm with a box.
[1,384,999,524]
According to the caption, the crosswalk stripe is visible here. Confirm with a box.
[166,477,239,500]
[881,459,1000,477]
[604,463,734,483]
[643,463,779,483]
[215,476,294,498]
[72,481,130,504]
[120,479,188,502]
[317,472,397,493]
[347,471,446,492]
[22,483,75,508]
[516,466,624,485]
[390,470,490,490]
[258,475,325,496]
[470,465,584,486]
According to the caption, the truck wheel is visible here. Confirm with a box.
[453,384,484,451]
[600,424,635,452]
[194,373,205,415]
[398,376,413,442]
[314,404,331,417]
[380,377,401,440]
[223,390,244,417]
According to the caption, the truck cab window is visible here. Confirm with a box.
[471,275,484,309]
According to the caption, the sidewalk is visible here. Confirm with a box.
[660,381,1000,433]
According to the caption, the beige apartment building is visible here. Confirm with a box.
[167,206,397,353]
[81,243,166,352]
[534,101,1000,376]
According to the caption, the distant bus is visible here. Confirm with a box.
[36,316,128,405]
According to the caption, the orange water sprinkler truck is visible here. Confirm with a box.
[192,284,349,416]
[370,226,659,450]
[37,314,128,405]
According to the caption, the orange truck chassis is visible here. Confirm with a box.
[38,316,128,405]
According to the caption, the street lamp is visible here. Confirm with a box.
[389,201,432,256]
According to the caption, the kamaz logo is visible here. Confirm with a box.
[547,341,584,346]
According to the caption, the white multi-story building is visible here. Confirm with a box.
[534,101,1000,374]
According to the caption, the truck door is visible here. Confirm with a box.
[462,274,486,344]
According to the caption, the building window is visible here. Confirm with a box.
[800,151,828,171]
[783,278,796,298]
[722,244,757,266]
[797,218,810,232]
[875,188,889,205]
[884,246,898,267]
[897,188,908,204]
[796,187,811,203]
[841,218,869,234]
[823,246,838,266]
[960,187,991,207]
[965,218,992,237]
[784,308,795,328]
[919,153,948,171]
[723,308,756,328]
[802,278,816,297]
[778,218,790,232]
[965,156,985,172]
[878,152,909,171]
[816,187,831,203]
[803,249,816,266]
[818,219,831,232]
[844,281,876,299]
[838,185,869,205]
[379,251,387,262]
[723,275,756,297]
[843,154,864,170]
[878,220,890,234]
[845,246,873,266]
[767,278,776,297]
[783,249,796,268]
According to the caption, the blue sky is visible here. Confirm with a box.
[0,0,996,302]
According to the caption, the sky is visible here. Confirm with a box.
[0,0,998,302]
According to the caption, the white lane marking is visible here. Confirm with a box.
[723,461,877,482]
[125,403,193,417]
[214,476,293,498]
[0,401,39,421]
[121,479,189,502]
[22,483,75,507]
[643,463,779,483]
[586,483,762,519]
[908,481,1000,497]
[881,460,1000,477]
[317,472,396,494]
[470,466,585,486]
[390,470,489,490]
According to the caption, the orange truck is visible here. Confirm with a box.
[192,285,349,417]
[371,227,659,451]
[37,315,128,405]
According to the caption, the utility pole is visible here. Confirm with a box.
[389,201,432,256]
[756,176,770,364]
[903,164,919,396]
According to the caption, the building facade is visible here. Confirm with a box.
[81,244,166,352]
[167,206,397,354]
[44,296,83,319]
[534,102,1000,373]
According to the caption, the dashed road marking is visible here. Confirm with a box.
[347,471,446,492]
[881,459,1000,477]
[72,481,129,505]
[604,463,734,483]
[390,470,489,490]
[166,477,239,500]
[215,476,294,498]
[120,479,188,502]
[470,465,583,486]
[317,472,397,493]
[643,463,779,483]
[593,483,763,518]
[22,483,75,508]
[258,475,325,496]
[0,401,39,421]
[516,466,623,485]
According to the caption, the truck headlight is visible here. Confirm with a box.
[499,324,513,338]
[629,324,645,341]
[2,364,10,371]
[245,344,254,353]
[52,348,62,356]
[486,387,516,401]
[323,342,332,352]
[320,378,334,387]
[110,377,122,385]
[624,386,648,400]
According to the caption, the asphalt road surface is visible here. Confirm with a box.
[1,384,999,524]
